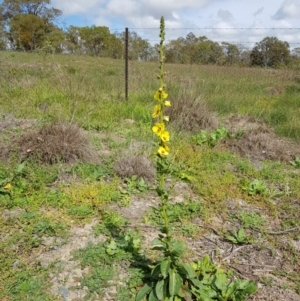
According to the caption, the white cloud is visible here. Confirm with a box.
[52,0,105,15]
[273,0,300,20]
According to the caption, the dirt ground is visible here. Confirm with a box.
[1,113,300,301]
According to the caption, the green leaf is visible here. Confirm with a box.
[239,280,258,294]
[149,290,159,301]
[177,263,196,279]
[160,259,171,278]
[151,237,164,248]
[213,272,228,294]
[16,162,26,174]
[151,263,162,278]
[170,240,185,257]
[237,228,246,240]
[155,279,166,300]
[136,283,152,301]
[247,282,258,295]
[169,269,182,296]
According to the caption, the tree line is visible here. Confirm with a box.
[1,0,299,68]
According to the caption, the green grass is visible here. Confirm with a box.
[0,51,300,300]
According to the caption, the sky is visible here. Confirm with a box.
[19,0,300,48]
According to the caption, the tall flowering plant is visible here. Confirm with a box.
[136,17,257,301]
[136,17,191,301]
[151,17,173,245]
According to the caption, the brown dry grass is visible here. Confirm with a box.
[114,155,155,181]
[224,115,300,161]
[1,122,99,164]
[166,94,219,133]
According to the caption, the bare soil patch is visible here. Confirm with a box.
[224,115,300,161]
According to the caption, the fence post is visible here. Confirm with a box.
[125,27,129,101]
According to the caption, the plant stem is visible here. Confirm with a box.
[157,17,171,252]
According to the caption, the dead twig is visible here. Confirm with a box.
[222,245,247,262]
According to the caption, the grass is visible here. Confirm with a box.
[0,51,300,300]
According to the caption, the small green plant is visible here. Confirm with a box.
[259,276,273,286]
[145,199,204,225]
[190,255,257,301]
[125,175,151,193]
[237,211,267,229]
[225,228,252,245]
[101,210,128,230]
[0,162,26,199]
[137,254,257,301]
[244,179,269,196]
[193,126,229,148]
[106,230,144,257]
[290,156,300,168]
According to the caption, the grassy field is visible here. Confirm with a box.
[0,51,300,301]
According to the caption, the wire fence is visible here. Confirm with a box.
[114,27,300,47]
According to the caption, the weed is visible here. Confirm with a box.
[193,126,230,148]
[61,178,121,214]
[225,228,252,245]
[70,162,112,181]
[180,223,200,237]
[230,211,267,229]
[136,17,257,301]
[290,156,300,168]
[243,179,269,196]
[125,175,151,194]
[259,276,274,286]
[101,210,128,231]
[145,199,204,225]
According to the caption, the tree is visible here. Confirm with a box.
[10,14,45,50]
[79,26,111,56]
[221,42,240,65]
[63,25,122,58]
[250,37,290,68]
[291,47,300,58]
[0,0,62,51]
[165,34,224,65]
[64,26,82,54]
[165,37,186,64]
[117,31,151,61]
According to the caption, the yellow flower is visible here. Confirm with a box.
[164,100,171,107]
[154,90,168,101]
[152,122,165,136]
[4,183,11,190]
[158,145,169,156]
[160,131,170,142]
[152,105,161,118]
[163,116,169,122]
[161,91,168,99]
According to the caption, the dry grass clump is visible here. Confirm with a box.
[7,123,98,164]
[166,95,219,133]
[224,115,300,161]
[114,155,155,181]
